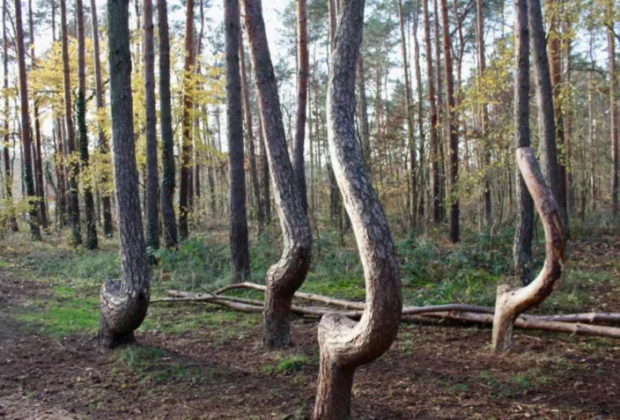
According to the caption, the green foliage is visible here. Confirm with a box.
[276,355,307,374]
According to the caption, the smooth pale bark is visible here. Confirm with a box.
[178,0,194,241]
[439,0,459,243]
[239,32,264,233]
[397,0,416,228]
[493,147,565,351]
[2,0,16,232]
[157,0,178,248]
[313,0,401,418]
[293,0,309,213]
[60,0,81,245]
[423,0,440,224]
[143,0,159,251]
[99,0,150,349]
[90,0,113,237]
[14,0,40,239]
[225,0,251,283]
[513,0,535,285]
[28,0,47,230]
[77,0,98,249]
[527,0,565,235]
[242,0,312,349]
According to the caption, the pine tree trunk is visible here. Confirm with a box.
[607,2,618,216]
[225,0,251,283]
[14,0,40,240]
[258,116,272,223]
[2,0,17,232]
[157,0,178,248]
[90,0,113,237]
[440,0,459,243]
[242,0,312,349]
[313,1,401,417]
[77,0,98,249]
[356,57,371,168]
[293,0,309,213]
[143,0,159,252]
[513,0,534,285]
[99,0,150,349]
[412,0,425,221]
[60,0,82,245]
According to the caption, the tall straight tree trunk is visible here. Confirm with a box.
[413,0,425,220]
[157,0,178,248]
[99,0,150,349]
[259,116,272,223]
[433,0,446,220]
[178,0,194,241]
[242,0,312,349]
[545,0,568,231]
[77,0,98,249]
[476,0,492,226]
[527,0,565,234]
[15,0,40,240]
[440,0,459,243]
[60,0,82,245]
[28,0,47,230]
[2,0,17,232]
[513,0,534,285]
[397,0,416,229]
[90,0,113,237]
[423,0,440,224]
[143,0,159,251]
[293,0,309,213]
[313,1,401,418]
[565,17,574,214]
[608,2,618,216]
[225,0,251,283]
[239,31,264,233]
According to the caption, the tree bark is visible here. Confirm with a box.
[412,0,425,220]
[293,0,309,213]
[178,0,194,241]
[157,0,178,248]
[2,0,17,232]
[242,0,312,349]
[60,0,81,245]
[608,2,618,216]
[143,0,159,252]
[14,0,40,240]
[258,116,272,223]
[493,147,565,351]
[225,0,251,283]
[99,0,150,349]
[90,0,113,237]
[313,1,401,418]
[440,0,459,242]
[76,0,98,249]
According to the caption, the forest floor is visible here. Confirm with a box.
[1,220,620,419]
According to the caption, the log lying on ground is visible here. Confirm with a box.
[152,289,620,340]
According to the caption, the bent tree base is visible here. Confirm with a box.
[99,280,149,349]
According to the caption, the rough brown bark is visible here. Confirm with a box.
[293,0,309,213]
[258,116,272,223]
[313,0,401,418]
[90,0,113,238]
[99,0,150,349]
[15,0,40,240]
[60,0,81,245]
[412,0,425,220]
[493,147,565,352]
[608,2,618,216]
[356,57,370,167]
[242,0,312,349]
[157,0,178,248]
[440,0,459,243]
[225,0,251,283]
[178,0,194,241]
[513,0,535,285]
[144,0,159,252]
[2,0,17,232]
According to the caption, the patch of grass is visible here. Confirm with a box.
[276,355,307,374]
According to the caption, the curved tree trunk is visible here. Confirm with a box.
[513,0,534,286]
[99,0,150,349]
[225,0,251,283]
[157,0,178,248]
[77,0,98,249]
[313,0,402,418]
[293,0,309,213]
[144,0,159,252]
[493,147,565,352]
[60,0,82,246]
[90,0,113,237]
[242,0,312,349]
[14,0,40,240]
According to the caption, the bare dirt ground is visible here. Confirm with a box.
[2,235,620,419]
